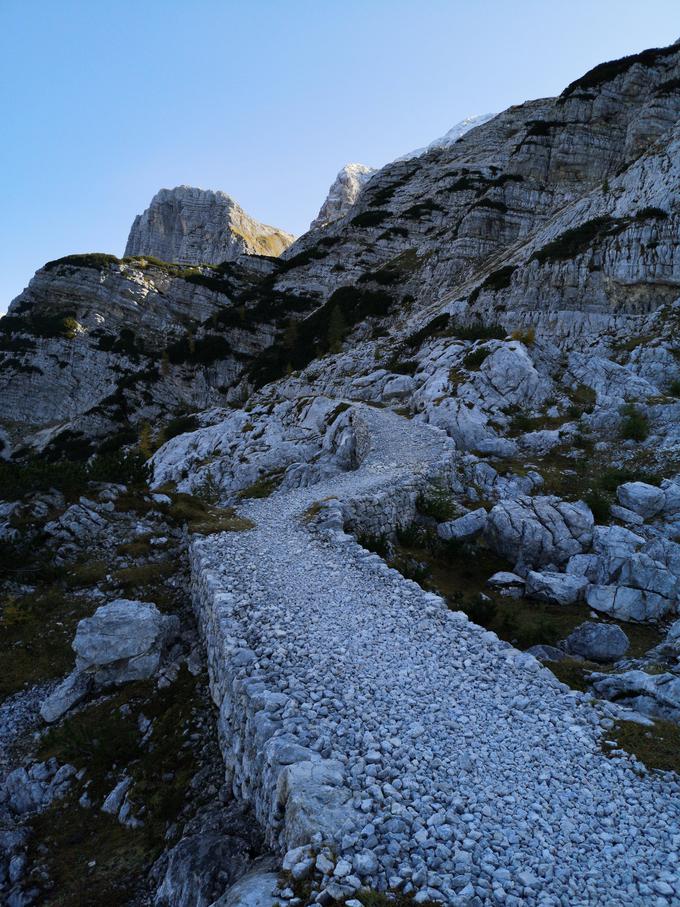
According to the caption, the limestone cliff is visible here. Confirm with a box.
[124,186,295,264]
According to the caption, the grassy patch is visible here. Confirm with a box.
[167,493,255,535]
[605,718,680,774]
[32,669,205,903]
[237,469,285,499]
[0,586,91,697]
[112,561,174,591]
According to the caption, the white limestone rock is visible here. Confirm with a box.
[591,670,680,721]
[485,496,594,570]
[210,870,278,907]
[74,599,179,685]
[40,670,93,724]
[125,186,294,264]
[310,164,376,230]
[525,570,588,605]
[585,584,673,622]
[617,481,666,519]
[437,508,487,541]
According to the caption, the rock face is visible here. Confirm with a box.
[0,252,291,453]
[309,164,376,230]
[125,186,294,264]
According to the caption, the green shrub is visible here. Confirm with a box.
[619,403,649,442]
[667,379,680,398]
[164,413,200,441]
[249,285,395,386]
[402,200,445,219]
[43,252,120,272]
[452,320,505,342]
[464,347,490,370]
[416,482,455,522]
[584,490,611,523]
[531,217,620,264]
[350,210,390,228]
[635,206,669,221]
[357,533,390,558]
[386,357,419,376]
[405,314,451,348]
[479,265,516,292]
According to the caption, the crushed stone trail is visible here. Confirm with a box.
[196,406,680,906]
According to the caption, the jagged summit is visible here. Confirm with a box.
[124,185,295,265]
[308,163,376,231]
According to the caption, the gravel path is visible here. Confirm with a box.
[197,406,680,906]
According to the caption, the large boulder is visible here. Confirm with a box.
[525,570,588,605]
[561,621,630,662]
[41,600,179,723]
[617,482,665,519]
[74,599,179,685]
[484,495,594,571]
[585,585,673,622]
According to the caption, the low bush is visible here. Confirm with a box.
[464,347,490,370]
[350,209,390,228]
[584,490,611,523]
[619,403,650,442]
[43,252,120,272]
[561,44,679,96]
[356,533,390,559]
[416,482,455,522]
[510,326,536,345]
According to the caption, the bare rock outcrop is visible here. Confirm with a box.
[125,186,294,264]
[309,163,376,230]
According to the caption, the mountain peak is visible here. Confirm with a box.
[309,163,377,230]
[124,185,294,265]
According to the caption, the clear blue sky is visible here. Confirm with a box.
[1,0,678,311]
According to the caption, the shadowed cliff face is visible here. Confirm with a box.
[3,43,680,458]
